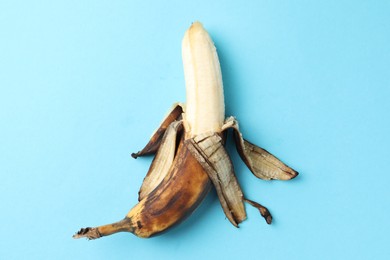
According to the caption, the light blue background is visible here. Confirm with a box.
[1,1,389,259]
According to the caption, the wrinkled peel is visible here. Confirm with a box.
[132,104,183,158]
[138,120,183,201]
[186,133,246,226]
[223,117,298,180]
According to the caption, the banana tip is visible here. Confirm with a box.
[266,215,272,225]
[290,171,299,180]
[191,21,203,28]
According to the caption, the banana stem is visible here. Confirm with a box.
[73,218,134,240]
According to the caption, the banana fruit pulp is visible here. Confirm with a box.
[73,22,298,239]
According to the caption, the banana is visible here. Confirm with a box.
[73,21,298,240]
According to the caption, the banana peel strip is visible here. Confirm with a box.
[138,120,183,201]
[185,133,246,227]
[132,104,183,158]
[223,117,298,181]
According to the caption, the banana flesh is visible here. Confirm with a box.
[182,22,224,137]
[73,21,298,240]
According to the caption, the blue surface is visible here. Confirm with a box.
[1,1,389,259]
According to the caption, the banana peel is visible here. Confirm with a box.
[73,21,298,239]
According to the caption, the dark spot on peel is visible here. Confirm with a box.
[137,221,143,229]
[150,191,183,216]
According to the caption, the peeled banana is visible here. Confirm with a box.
[73,21,298,240]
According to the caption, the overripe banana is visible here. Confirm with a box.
[73,22,298,239]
